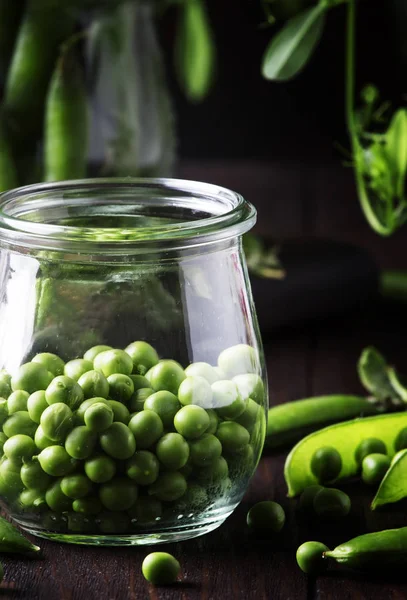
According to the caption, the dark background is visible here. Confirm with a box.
[161,0,406,160]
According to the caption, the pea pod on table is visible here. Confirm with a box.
[0,516,40,554]
[284,413,407,497]
[266,395,381,449]
[325,527,407,570]
[371,448,407,509]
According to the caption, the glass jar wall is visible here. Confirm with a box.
[0,179,267,545]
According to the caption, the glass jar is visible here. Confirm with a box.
[0,0,174,192]
[0,179,267,546]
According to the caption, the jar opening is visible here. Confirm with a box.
[0,178,256,254]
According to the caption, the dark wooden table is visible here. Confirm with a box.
[3,161,407,599]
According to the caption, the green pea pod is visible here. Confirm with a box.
[285,413,407,497]
[266,395,381,449]
[44,52,89,181]
[0,0,24,81]
[371,449,407,509]
[357,346,397,402]
[174,0,216,102]
[4,1,75,142]
[325,527,407,570]
[0,119,18,192]
[0,516,40,554]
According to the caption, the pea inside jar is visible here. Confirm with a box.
[0,342,266,544]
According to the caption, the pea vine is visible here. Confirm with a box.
[261,0,407,236]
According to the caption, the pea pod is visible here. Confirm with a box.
[285,413,407,497]
[371,449,407,509]
[4,1,75,142]
[0,516,40,554]
[325,527,407,569]
[44,51,88,181]
[266,395,381,449]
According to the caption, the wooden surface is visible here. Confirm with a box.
[3,160,407,599]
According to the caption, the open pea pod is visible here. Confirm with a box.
[371,449,407,509]
[0,516,40,554]
[284,413,407,497]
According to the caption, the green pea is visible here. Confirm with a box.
[189,433,222,467]
[235,399,261,433]
[212,381,246,420]
[45,479,72,512]
[94,349,133,377]
[148,472,187,502]
[107,373,134,403]
[83,345,112,363]
[67,512,94,533]
[185,362,220,384]
[175,482,208,511]
[21,461,52,491]
[107,400,130,425]
[78,370,109,400]
[173,405,210,439]
[129,375,152,391]
[99,477,138,511]
[41,511,67,532]
[27,390,48,423]
[0,399,8,425]
[0,373,12,398]
[144,391,180,428]
[227,443,255,477]
[40,403,73,442]
[3,434,36,462]
[128,388,154,413]
[45,376,84,410]
[38,446,77,477]
[65,426,97,460]
[125,341,159,375]
[156,433,190,470]
[126,450,160,485]
[296,541,330,574]
[76,397,110,422]
[218,344,259,378]
[64,359,93,381]
[310,446,342,483]
[355,438,387,466]
[100,422,136,460]
[96,511,130,534]
[361,453,391,485]
[298,485,324,513]
[247,501,286,533]
[313,488,351,519]
[73,496,103,515]
[395,427,407,452]
[142,552,180,585]
[216,421,250,455]
[205,409,219,435]
[7,390,29,414]
[3,411,36,438]
[128,410,164,449]
[194,456,229,484]
[84,454,116,483]
[148,360,186,395]
[84,402,113,433]
[129,496,162,523]
[61,474,92,499]
[19,488,45,510]
[11,362,51,394]
[0,433,7,456]
[32,352,65,376]
[34,425,56,451]
[233,373,265,404]
[178,375,213,409]
[0,459,23,499]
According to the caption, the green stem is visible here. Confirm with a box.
[345,0,392,236]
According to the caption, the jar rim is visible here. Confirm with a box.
[0,178,256,255]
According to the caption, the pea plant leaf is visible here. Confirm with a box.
[261,4,327,81]
[174,0,216,102]
[384,108,407,199]
[357,346,399,403]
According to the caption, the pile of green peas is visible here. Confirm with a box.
[0,342,265,535]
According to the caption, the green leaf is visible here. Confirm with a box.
[175,0,216,102]
[371,449,407,509]
[357,347,397,402]
[261,4,326,81]
[385,108,407,199]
